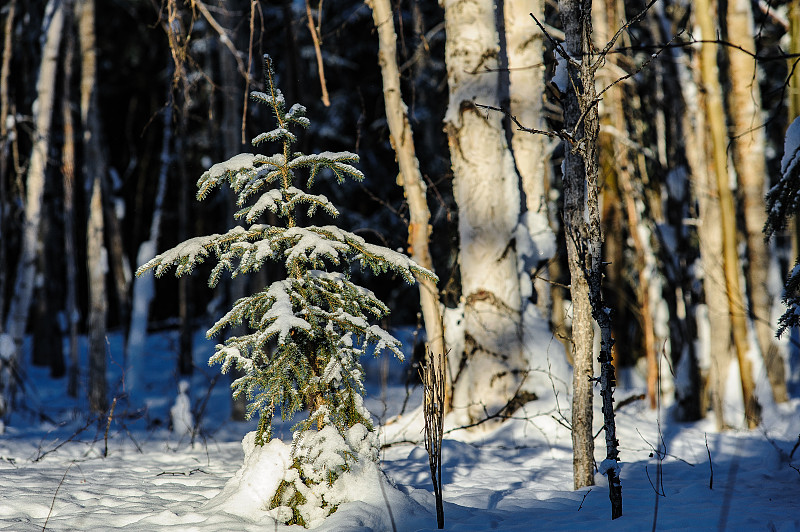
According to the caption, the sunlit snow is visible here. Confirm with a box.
[1,330,800,530]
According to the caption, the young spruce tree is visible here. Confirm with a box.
[137,56,435,526]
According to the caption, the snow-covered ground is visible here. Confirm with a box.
[2,329,800,531]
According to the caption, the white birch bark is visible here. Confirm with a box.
[441,0,526,425]
[367,0,446,391]
[2,0,64,417]
[726,0,787,404]
[503,0,566,390]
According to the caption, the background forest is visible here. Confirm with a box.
[3,0,800,526]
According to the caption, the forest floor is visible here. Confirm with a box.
[1,329,799,531]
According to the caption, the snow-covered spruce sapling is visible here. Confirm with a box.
[136,56,436,526]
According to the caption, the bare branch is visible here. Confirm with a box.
[193,0,246,78]
[474,103,568,142]
[594,0,660,70]
[305,0,330,107]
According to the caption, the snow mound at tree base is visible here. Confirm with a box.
[204,431,432,530]
[203,432,290,524]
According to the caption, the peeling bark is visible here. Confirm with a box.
[442,0,526,426]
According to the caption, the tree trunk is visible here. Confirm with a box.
[503,0,566,391]
[562,0,622,514]
[0,0,16,325]
[78,0,108,414]
[367,0,446,399]
[725,0,787,404]
[653,0,702,421]
[789,1,800,396]
[102,178,131,336]
[32,188,65,377]
[695,0,760,428]
[219,16,245,419]
[441,0,526,425]
[61,11,80,396]
[177,131,194,377]
[126,76,172,401]
[674,23,731,425]
[558,0,595,491]
[594,0,659,409]
[503,0,554,306]
[2,0,65,418]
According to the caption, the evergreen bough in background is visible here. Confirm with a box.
[137,55,435,526]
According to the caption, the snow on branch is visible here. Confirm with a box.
[766,115,800,336]
[767,116,800,237]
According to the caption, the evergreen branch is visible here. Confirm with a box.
[289,152,364,186]
[251,88,286,112]
[253,128,297,146]
[196,153,258,200]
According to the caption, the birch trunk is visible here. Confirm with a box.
[653,0,702,421]
[78,0,108,414]
[368,0,445,397]
[726,0,787,404]
[503,0,565,390]
[441,0,526,425]
[0,0,16,324]
[696,123,734,430]
[503,0,552,278]
[695,0,760,428]
[2,0,64,417]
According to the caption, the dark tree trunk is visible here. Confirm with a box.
[559,0,622,517]
[60,11,80,396]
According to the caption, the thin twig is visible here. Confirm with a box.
[103,396,118,457]
[705,433,713,490]
[193,0,246,77]
[305,0,330,106]
[42,461,74,531]
[474,103,566,142]
[35,417,93,462]
[790,435,800,459]
[595,0,660,68]
[577,488,592,511]
[241,0,256,144]
[155,468,208,476]
[596,30,685,102]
